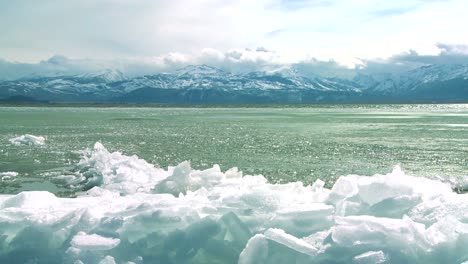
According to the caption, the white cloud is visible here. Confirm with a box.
[259,0,468,64]
[2,43,468,80]
[1,0,467,65]
[1,0,468,81]
[0,0,269,62]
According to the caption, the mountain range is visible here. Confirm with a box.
[1,64,467,104]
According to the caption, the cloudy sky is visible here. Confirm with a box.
[1,0,468,78]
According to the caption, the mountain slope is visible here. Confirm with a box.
[354,64,468,102]
[1,64,467,103]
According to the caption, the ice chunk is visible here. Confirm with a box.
[270,203,334,236]
[76,143,237,196]
[328,175,359,202]
[264,228,318,256]
[0,171,18,181]
[219,211,252,249]
[153,161,192,195]
[368,194,422,218]
[71,232,120,250]
[423,216,468,263]
[1,191,59,209]
[239,229,317,264]
[134,217,223,263]
[409,193,468,225]
[434,175,468,194]
[238,234,268,264]
[331,215,428,260]
[302,230,331,249]
[453,176,468,194]
[328,166,453,217]
[353,251,388,263]
[9,134,45,145]
[225,167,242,179]
[0,172,18,177]
[357,175,413,205]
[98,256,116,264]
[425,216,464,245]
[74,142,168,194]
[154,162,230,196]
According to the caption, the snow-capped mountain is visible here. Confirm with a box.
[107,65,362,103]
[353,64,468,102]
[397,64,468,93]
[77,69,126,83]
[0,70,126,102]
[1,64,467,103]
[175,64,227,77]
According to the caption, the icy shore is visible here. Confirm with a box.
[0,142,467,263]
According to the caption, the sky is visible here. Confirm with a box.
[1,0,468,78]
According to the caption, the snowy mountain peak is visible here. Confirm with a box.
[2,63,468,103]
[79,69,126,83]
[263,66,298,77]
[176,65,226,76]
[405,64,468,83]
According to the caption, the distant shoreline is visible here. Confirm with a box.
[1,101,467,108]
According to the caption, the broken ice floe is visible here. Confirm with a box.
[9,134,46,145]
[0,171,18,181]
[0,142,467,263]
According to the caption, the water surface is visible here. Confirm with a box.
[0,104,467,195]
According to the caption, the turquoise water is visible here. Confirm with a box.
[0,104,467,195]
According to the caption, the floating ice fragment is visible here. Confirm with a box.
[353,250,388,264]
[0,172,18,177]
[71,232,120,250]
[0,172,18,181]
[9,134,45,145]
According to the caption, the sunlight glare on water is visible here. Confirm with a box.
[0,104,467,195]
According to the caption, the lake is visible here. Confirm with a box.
[1,104,467,195]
